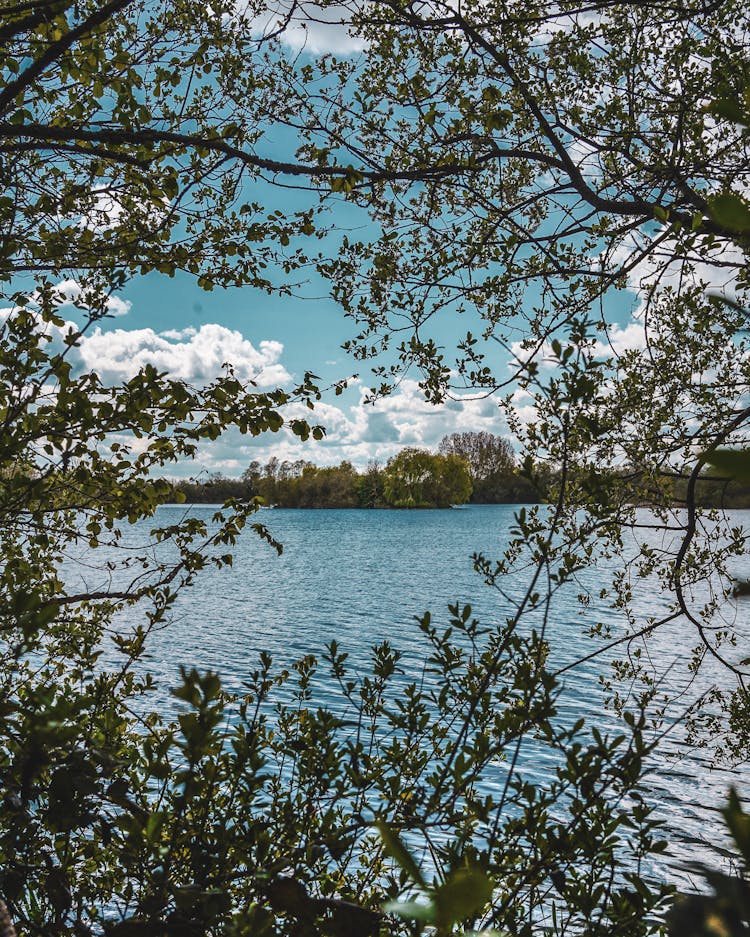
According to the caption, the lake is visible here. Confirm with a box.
[80,503,748,887]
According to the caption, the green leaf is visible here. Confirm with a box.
[434,867,494,928]
[701,448,750,481]
[722,788,750,863]
[709,97,748,126]
[375,822,427,889]
[383,899,435,922]
[707,193,750,233]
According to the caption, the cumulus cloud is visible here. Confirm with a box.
[0,302,291,389]
[177,378,515,477]
[74,323,291,386]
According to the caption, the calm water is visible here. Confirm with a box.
[76,503,748,886]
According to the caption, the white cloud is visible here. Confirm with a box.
[160,327,197,340]
[104,295,132,317]
[592,319,648,357]
[53,279,132,317]
[610,228,747,306]
[75,187,169,234]
[3,287,523,475]
[74,323,291,386]
[509,318,647,369]
[170,378,515,476]
[0,304,290,388]
[244,0,365,54]
[78,188,127,231]
[531,7,604,45]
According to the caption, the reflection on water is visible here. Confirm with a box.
[67,503,749,887]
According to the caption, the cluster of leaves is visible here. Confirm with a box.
[1,586,674,935]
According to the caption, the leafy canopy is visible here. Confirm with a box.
[0,0,748,935]
[383,448,473,508]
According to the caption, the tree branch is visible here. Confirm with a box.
[0,0,137,116]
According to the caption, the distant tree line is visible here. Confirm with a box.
[170,430,750,510]
[170,432,545,507]
[668,474,750,510]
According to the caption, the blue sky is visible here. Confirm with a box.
[55,14,523,477]
[85,262,518,476]
[42,6,668,479]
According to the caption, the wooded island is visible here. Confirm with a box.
[168,431,750,509]
[170,433,541,507]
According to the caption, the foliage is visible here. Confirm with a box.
[377,823,495,935]
[0,0,354,295]
[437,433,542,504]
[174,450,538,509]
[382,448,472,508]
[168,473,255,506]
[0,1,748,934]
[175,455,750,511]
[261,0,750,750]
[438,433,515,481]
[1,590,674,935]
[260,460,363,508]
[299,0,750,393]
